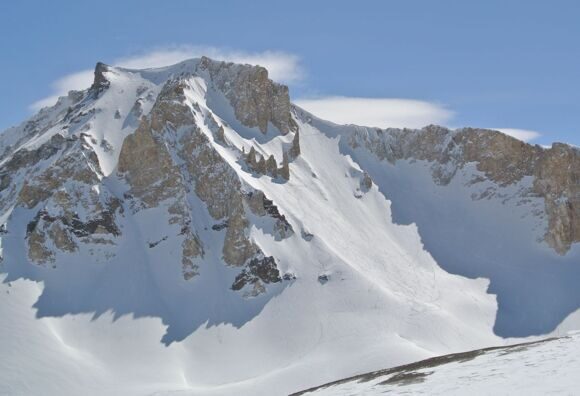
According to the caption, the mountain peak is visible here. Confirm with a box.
[91,61,111,93]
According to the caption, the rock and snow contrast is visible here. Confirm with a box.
[293,331,580,396]
[0,57,578,395]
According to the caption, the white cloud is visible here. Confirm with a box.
[493,128,541,142]
[114,46,303,83]
[28,51,544,144]
[295,96,454,129]
[30,70,94,111]
[30,46,303,111]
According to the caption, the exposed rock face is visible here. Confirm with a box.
[25,205,122,264]
[118,118,184,209]
[246,190,293,240]
[3,134,67,175]
[118,79,204,278]
[280,151,290,180]
[0,91,85,164]
[0,134,69,210]
[116,75,284,290]
[18,144,101,209]
[360,172,373,192]
[348,125,580,254]
[244,146,287,178]
[198,56,296,134]
[2,133,124,264]
[91,62,111,94]
[231,255,282,297]
[534,143,580,253]
[289,130,301,159]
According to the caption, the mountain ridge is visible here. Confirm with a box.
[291,332,580,396]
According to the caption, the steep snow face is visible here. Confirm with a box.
[299,112,580,338]
[293,331,580,396]
[0,58,578,396]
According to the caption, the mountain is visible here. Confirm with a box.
[0,57,578,395]
[292,331,580,395]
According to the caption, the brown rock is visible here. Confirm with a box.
[198,57,296,134]
[348,125,580,254]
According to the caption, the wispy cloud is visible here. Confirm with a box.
[493,128,541,142]
[30,70,95,111]
[295,96,454,129]
[114,46,303,83]
[28,51,547,145]
[30,46,303,111]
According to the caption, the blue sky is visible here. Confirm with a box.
[1,0,578,145]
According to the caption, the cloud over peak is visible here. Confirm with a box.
[295,96,454,129]
[27,48,544,146]
[30,46,303,111]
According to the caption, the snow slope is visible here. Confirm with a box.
[0,58,578,395]
[302,111,580,338]
[293,331,580,396]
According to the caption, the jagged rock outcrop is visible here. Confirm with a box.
[91,62,111,94]
[198,56,296,134]
[26,200,121,264]
[266,154,278,177]
[246,190,293,240]
[280,151,290,180]
[244,146,289,179]
[0,133,69,209]
[348,125,580,254]
[116,75,284,290]
[360,172,373,192]
[0,91,86,164]
[215,125,225,143]
[534,143,580,253]
[118,120,184,209]
[5,133,123,264]
[117,88,203,278]
[289,130,301,159]
[231,255,282,297]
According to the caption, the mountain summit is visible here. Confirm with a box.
[0,57,578,395]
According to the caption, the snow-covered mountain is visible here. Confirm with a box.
[0,57,578,395]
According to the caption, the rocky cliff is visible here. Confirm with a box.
[344,124,579,254]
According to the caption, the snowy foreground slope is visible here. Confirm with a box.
[0,57,578,395]
[293,331,580,396]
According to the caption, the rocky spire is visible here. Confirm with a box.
[90,62,111,94]
[289,130,301,159]
[246,146,257,168]
[215,125,225,143]
[266,154,278,177]
[256,155,266,174]
[280,151,290,180]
